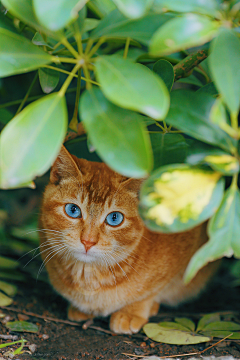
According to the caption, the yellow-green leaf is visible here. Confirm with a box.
[143,323,210,344]
[0,291,13,306]
[0,280,17,297]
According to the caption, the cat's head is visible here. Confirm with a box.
[40,146,144,266]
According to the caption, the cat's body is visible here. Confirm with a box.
[39,146,217,334]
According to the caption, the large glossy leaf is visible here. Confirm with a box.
[164,90,237,153]
[112,0,153,19]
[91,9,174,45]
[139,165,224,233]
[185,186,240,283]
[38,68,60,94]
[150,133,188,170]
[209,29,240,114]
[1,0,45,33]
[79,87,153,178]
[0,93,67,189]
[153,59,174,91]
[33,0,87,31]
[152,0,218,16]
[143,323,210,344]
[95,55,169,120]
[150,14,219,56]
[0,27,52,77]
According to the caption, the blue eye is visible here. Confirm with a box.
[106,212,124,226]
[65,203,81,218]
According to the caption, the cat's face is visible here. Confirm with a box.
[40,147,144,267]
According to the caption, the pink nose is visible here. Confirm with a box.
[81,239,96,252]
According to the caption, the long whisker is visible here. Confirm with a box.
[105,252,129,281]
[111,250,141,275]
[23,243,64,268]
[37,245,67,278]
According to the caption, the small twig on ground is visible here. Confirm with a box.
[122,333,233,359]
[88,326,115,335]
[0,334,18,341]
[82,319,94,330]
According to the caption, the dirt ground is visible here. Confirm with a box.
[0,265,240,360]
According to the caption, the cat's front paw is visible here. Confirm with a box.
[110,311,147,334]
[68,305,94,322]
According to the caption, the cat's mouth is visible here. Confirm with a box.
[73,248,99,264]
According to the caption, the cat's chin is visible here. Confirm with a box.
[73,251,98,264]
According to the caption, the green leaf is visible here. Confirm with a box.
[6,321,39,333]
[112,0,153,19]
[0,27,52,78]
[0,256,19,269]
[33,0,87,31]
[175,317,195,331]
[157,321,190,331]
[0,280,17,296]
[82,18,100,33]
[38,68,60,94]
[152,0,218,16]
[143,323,210,344]
[164,90,237,153]
[153,59,174,91]
[186,140,228,166]
[79,87,153,178]
[91,9,174,46]
[197,82,218,96]
[196,313,221,332]
[150,133,188,170]
[0,271,26,282]
[32,32,55,48]
[178,74,203,87]
[202,321,240,331]
[95,55,169,120]
[0,340,27,349]
[139,165,224,233]
[1,0,46,33]
[0,291,13,306]
[76,5,86,33]
[209,29,240,114]
[0,93,67,189]
[150,14,219,56]
[0,109,13,125]
[184,187,240,283]
[87,0,116,18]
[202,331,240,339]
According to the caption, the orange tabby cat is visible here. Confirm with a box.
[39,146,217,334]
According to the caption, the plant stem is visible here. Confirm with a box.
[58,64,81,97]
[231,111,238,132]
[61,37,79,59]
[74,22,83,56]
[231,173,238,190]
[51,56,78,64]
[174,49,208,81]
[0,88,78,110]
[15,72,38,115]
[88,37,106,58]
[85,38,94,56]
[83,64,92,90]
[42,65,100,86]
[123,37,131,59]
[72,70,82,120]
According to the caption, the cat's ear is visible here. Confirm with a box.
[122,178,144,197]
[50,145,81,184]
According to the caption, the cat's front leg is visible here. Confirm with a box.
[68,304,94,322]
[110,296,156,334]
